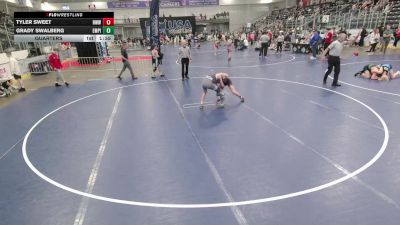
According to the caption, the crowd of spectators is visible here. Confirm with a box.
[250,0,398,41]
[121,11,229,24]
[192,11,229,20]
[351,0,394,14]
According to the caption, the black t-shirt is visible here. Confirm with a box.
[361,29,367,38]
[379,26,384,37]
[121,48,128,62]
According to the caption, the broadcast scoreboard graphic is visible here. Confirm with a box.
[13,12,114,42]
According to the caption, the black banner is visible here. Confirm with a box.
[149,0,160,46]
[140,16,196,39]
[14,12,114,19]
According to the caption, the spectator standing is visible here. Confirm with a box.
[290,30,297,52]
[276,31,285,54]
[324,28,333,55]
[367,28,380,55]
[394,26,400,47]
[378,23,385,51]
[226,39,234,62]
[7,52,26,92]
[267,30,273,46]
[309,30,321,60]
[48,48,69,87]
[358,27,368,47]
[381,24,392,54]
[117,42,137,80]
[259,32,270,57]
[151,45,163,79]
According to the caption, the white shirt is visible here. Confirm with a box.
[277,35,285,42]
[243,39,249,47]
[328,40,344,57]
[9,56,22,75]
[370,32,380,44]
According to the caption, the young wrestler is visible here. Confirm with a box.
[354,64,379,79]
[200,72,244,109]
[355,64,400,80]
[377,64,400,80]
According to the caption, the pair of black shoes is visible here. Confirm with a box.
[117,76,137,80]
[323,80,341,87]
[55,82,69,87]
[151,74,165,79]
[182,76,189,81]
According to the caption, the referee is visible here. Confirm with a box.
[321,33,347,87]
[178,40,191,81]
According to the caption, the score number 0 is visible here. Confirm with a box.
[102,18,114,35]
[103,18,114,26]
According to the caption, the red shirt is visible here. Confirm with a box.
[324,31,333,44]
[249,33,255,41]
[48,53,62,70]
[267,32,273,41]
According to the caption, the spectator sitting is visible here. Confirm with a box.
[7,52,25,92]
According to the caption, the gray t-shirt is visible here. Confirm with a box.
[260,34,269,43]
[277,35,284,42]
[179,46,191,59]
[328,40,343,57]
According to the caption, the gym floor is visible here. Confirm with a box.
[1,44,400,225]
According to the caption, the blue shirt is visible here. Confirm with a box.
[309,34,321,47]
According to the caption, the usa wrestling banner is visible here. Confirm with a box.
[140,16,196,39]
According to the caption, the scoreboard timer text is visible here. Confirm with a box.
[14,12,114,42]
